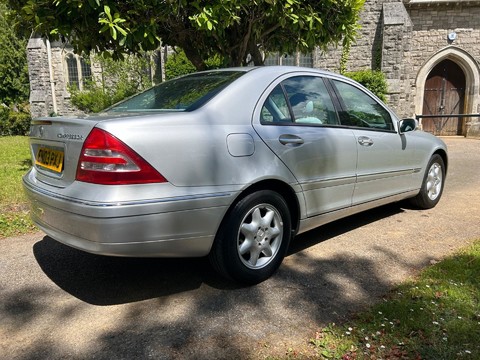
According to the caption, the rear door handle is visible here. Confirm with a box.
[279,134,304,146]
[358,136,374,146]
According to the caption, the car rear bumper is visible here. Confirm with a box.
[23,173,232,257]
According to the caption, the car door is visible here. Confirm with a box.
[329,79,417,205]
[253,75,358,217]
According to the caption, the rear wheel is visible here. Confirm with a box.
[410,154,445,209]
[209,190,291,284]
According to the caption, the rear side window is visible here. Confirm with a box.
[332,80,394,130]
[261,76,339,125]
[107,71,245,113]
[261,85,292,123]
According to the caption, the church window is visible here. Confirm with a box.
[65,52,92,90]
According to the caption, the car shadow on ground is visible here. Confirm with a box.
[33,202,405,306]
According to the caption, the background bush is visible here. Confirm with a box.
[165,49,222,80]
[344,69,388,102]
[0,1,29,108]
[70,49,224,113]
[0,103,31,136]
[70,53,153,113]
[165,50,197,80]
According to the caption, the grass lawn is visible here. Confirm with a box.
[0,136,37,238]
[296,240,480,360]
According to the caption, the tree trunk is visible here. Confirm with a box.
[249,42,264,66]
[182,44,206,71]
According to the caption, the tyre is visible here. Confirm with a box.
[209,190,292,284]
[410,154,445,209]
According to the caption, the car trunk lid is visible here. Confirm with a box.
[29,117,100,188]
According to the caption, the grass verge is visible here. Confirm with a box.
[0,136,36,238]
[306,240,480,360]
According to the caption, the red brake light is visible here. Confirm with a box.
[76,128,167,185]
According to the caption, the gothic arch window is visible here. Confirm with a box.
[65,52,92,90]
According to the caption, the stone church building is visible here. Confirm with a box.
[27,0,480,137]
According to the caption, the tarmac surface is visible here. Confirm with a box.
[1,137,479,359]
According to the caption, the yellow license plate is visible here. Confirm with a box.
[35,147,64,173]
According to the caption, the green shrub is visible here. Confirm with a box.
[165,49,222,80]
[345,70,388,102]
[70,53,153,113]
[69,83,112,113]
[165,50,197,80]
[0,103,31,136]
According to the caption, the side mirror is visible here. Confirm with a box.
[399,118,418,134]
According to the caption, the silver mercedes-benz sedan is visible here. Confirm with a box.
[23,66,447,284]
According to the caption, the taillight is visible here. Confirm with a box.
[76,128,167,185]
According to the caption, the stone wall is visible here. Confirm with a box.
[27,36,87,118]
[314,0,480,130]
[27,37,53,118]
[407,1,480,113]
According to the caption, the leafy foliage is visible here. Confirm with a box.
[0,1,29,106]
[0,104,31,136]
[8,0,365,69]
[165,49,222,80]
[345,70,388,102]
[70,54,153,113]
[165,50,197,80]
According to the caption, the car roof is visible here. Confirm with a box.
[199,65,349,83]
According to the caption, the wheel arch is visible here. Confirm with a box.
[218,179,301,239]
[433,148,448,174]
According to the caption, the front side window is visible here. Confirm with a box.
[107,71,245,112]
[332,80,393,130]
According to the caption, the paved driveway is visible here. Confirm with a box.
[1,137,479,359]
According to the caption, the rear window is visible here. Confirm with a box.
[106,71,245,113]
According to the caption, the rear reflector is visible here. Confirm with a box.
[76,128,167,185]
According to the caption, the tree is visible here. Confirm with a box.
[0,0,29,106]
[8,0,364,70]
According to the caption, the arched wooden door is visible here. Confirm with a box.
[422,59,465,135]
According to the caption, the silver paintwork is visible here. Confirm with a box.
[23,66,448,258]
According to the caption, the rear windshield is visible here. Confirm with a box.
[106,71,245,113]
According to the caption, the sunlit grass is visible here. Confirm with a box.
[0,136,36,238]
[308,240,480,359]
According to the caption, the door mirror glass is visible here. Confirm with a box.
[399,118,418,133]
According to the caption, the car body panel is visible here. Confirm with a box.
[252,123,358,217]
[23,66,448,260]
[352,128,419,204]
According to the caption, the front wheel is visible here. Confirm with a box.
[410,154,445,209]
[209,190,292,284]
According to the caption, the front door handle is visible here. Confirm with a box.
[279,134,304,146]
[358,136,374,146]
